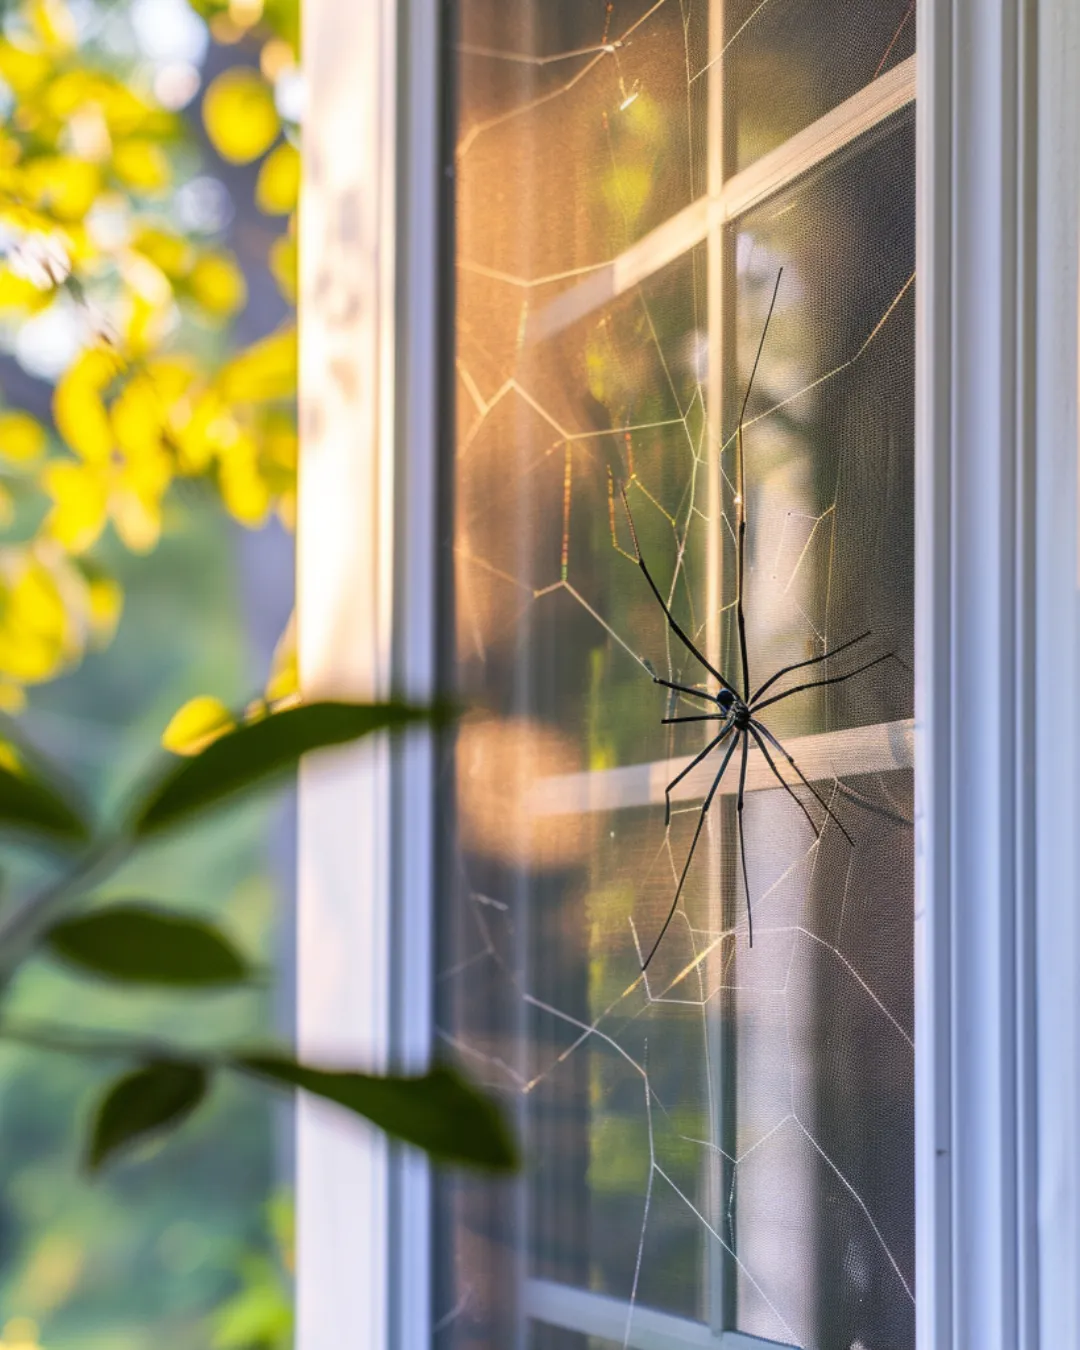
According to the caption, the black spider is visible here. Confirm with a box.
[624,270,896,970]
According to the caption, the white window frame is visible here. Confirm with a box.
[295,0,1080,1346]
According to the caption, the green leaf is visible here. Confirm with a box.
[132,701,441,837]
[88,1061,208,1170]
[238,1057,517,1171]
[0,761,91,845]
[46,903,249,986]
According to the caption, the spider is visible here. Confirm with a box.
[623,269,896,970]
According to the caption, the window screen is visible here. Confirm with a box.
[435,4,915,1348]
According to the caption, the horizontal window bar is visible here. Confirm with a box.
[524,54,915,343]
[525,1278,791,1350]
[528,717,914,817]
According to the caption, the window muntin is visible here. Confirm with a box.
[437,4,915,1346]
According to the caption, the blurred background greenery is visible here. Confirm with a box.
[0,0,300,1342]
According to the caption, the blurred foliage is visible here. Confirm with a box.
[0,0,306,1340]
[0,686,514,1343]
[210,1193,292,1350]
[0,690,510,1166]
[0,498,286,1348]
[0,0,301,713]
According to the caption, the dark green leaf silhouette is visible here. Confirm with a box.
[88,1061,209,1170]
[0,762,91,845]
[47,904,249,986]
[133,701,441,836]
[239,1056,516,1171]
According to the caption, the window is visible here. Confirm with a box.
[295,1,1080,1348]
[437,5,914,1347]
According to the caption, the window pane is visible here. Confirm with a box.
[723,0,916,173]
[457,1,708,262]
[726,121,915,1347]
[437,5,914,1348]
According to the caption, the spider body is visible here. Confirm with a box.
[625,270,898,972]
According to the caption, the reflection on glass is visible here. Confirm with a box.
[438,4,914,1348]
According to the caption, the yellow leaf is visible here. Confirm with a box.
[260,412,297,472]
[0,558,74,682]
[0,689,26,718]
[218,438,270,526]
[171,389,221,473]
[276,487,296,531]
[53,349,117,462]
[0,267,51,311]
[121,277,173,355]
[42,461,109,553]
[143,358,196,405]
[202,69,280,164]
[133,228,194,279]
[0,411,46,465]
[162,694,235,755]
[188,252,247,317]
[98,81,166,138]
[217,327,296,402]
[112,446,171,552]
[111,376,163,461]
[110,487,162,552]
[122,252,172,305]
[266,613,297,703]
[46,69,106,119]
[30,0,78,51]
[0,42,51,96]
[268,232,296,303]
[24,156,100,221]
[255,142,299,214]
[112,139,171,191]
[87,574,123,645]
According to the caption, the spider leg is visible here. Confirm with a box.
[621,487,740,699]
[749,630,872,705]
[736,733,753,947]
[642,729,740,972]
[662,722,734,825]
[653,675,720,704]
[662,714,730,725]
[733,269,784,701]
[750,719,855,848]
[735,429,751,700]
[746,722,821,841]
[751,651,899,715]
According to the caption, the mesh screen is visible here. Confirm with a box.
[436,4,915,1347]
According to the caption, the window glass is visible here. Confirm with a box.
[723,0,915,172]
[437,5,914,1347]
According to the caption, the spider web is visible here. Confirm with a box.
[437,4,915,1348]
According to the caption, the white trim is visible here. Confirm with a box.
[1035,0,1080,1343]
[525,1278,789,1350]
[913,1,953,1344]
[718,52,914,223]
[389,0,442,1345]
[296,1,443,1348]
[296,0,397,1346]
[915,0,1048,1346]
[528,718,913,817]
